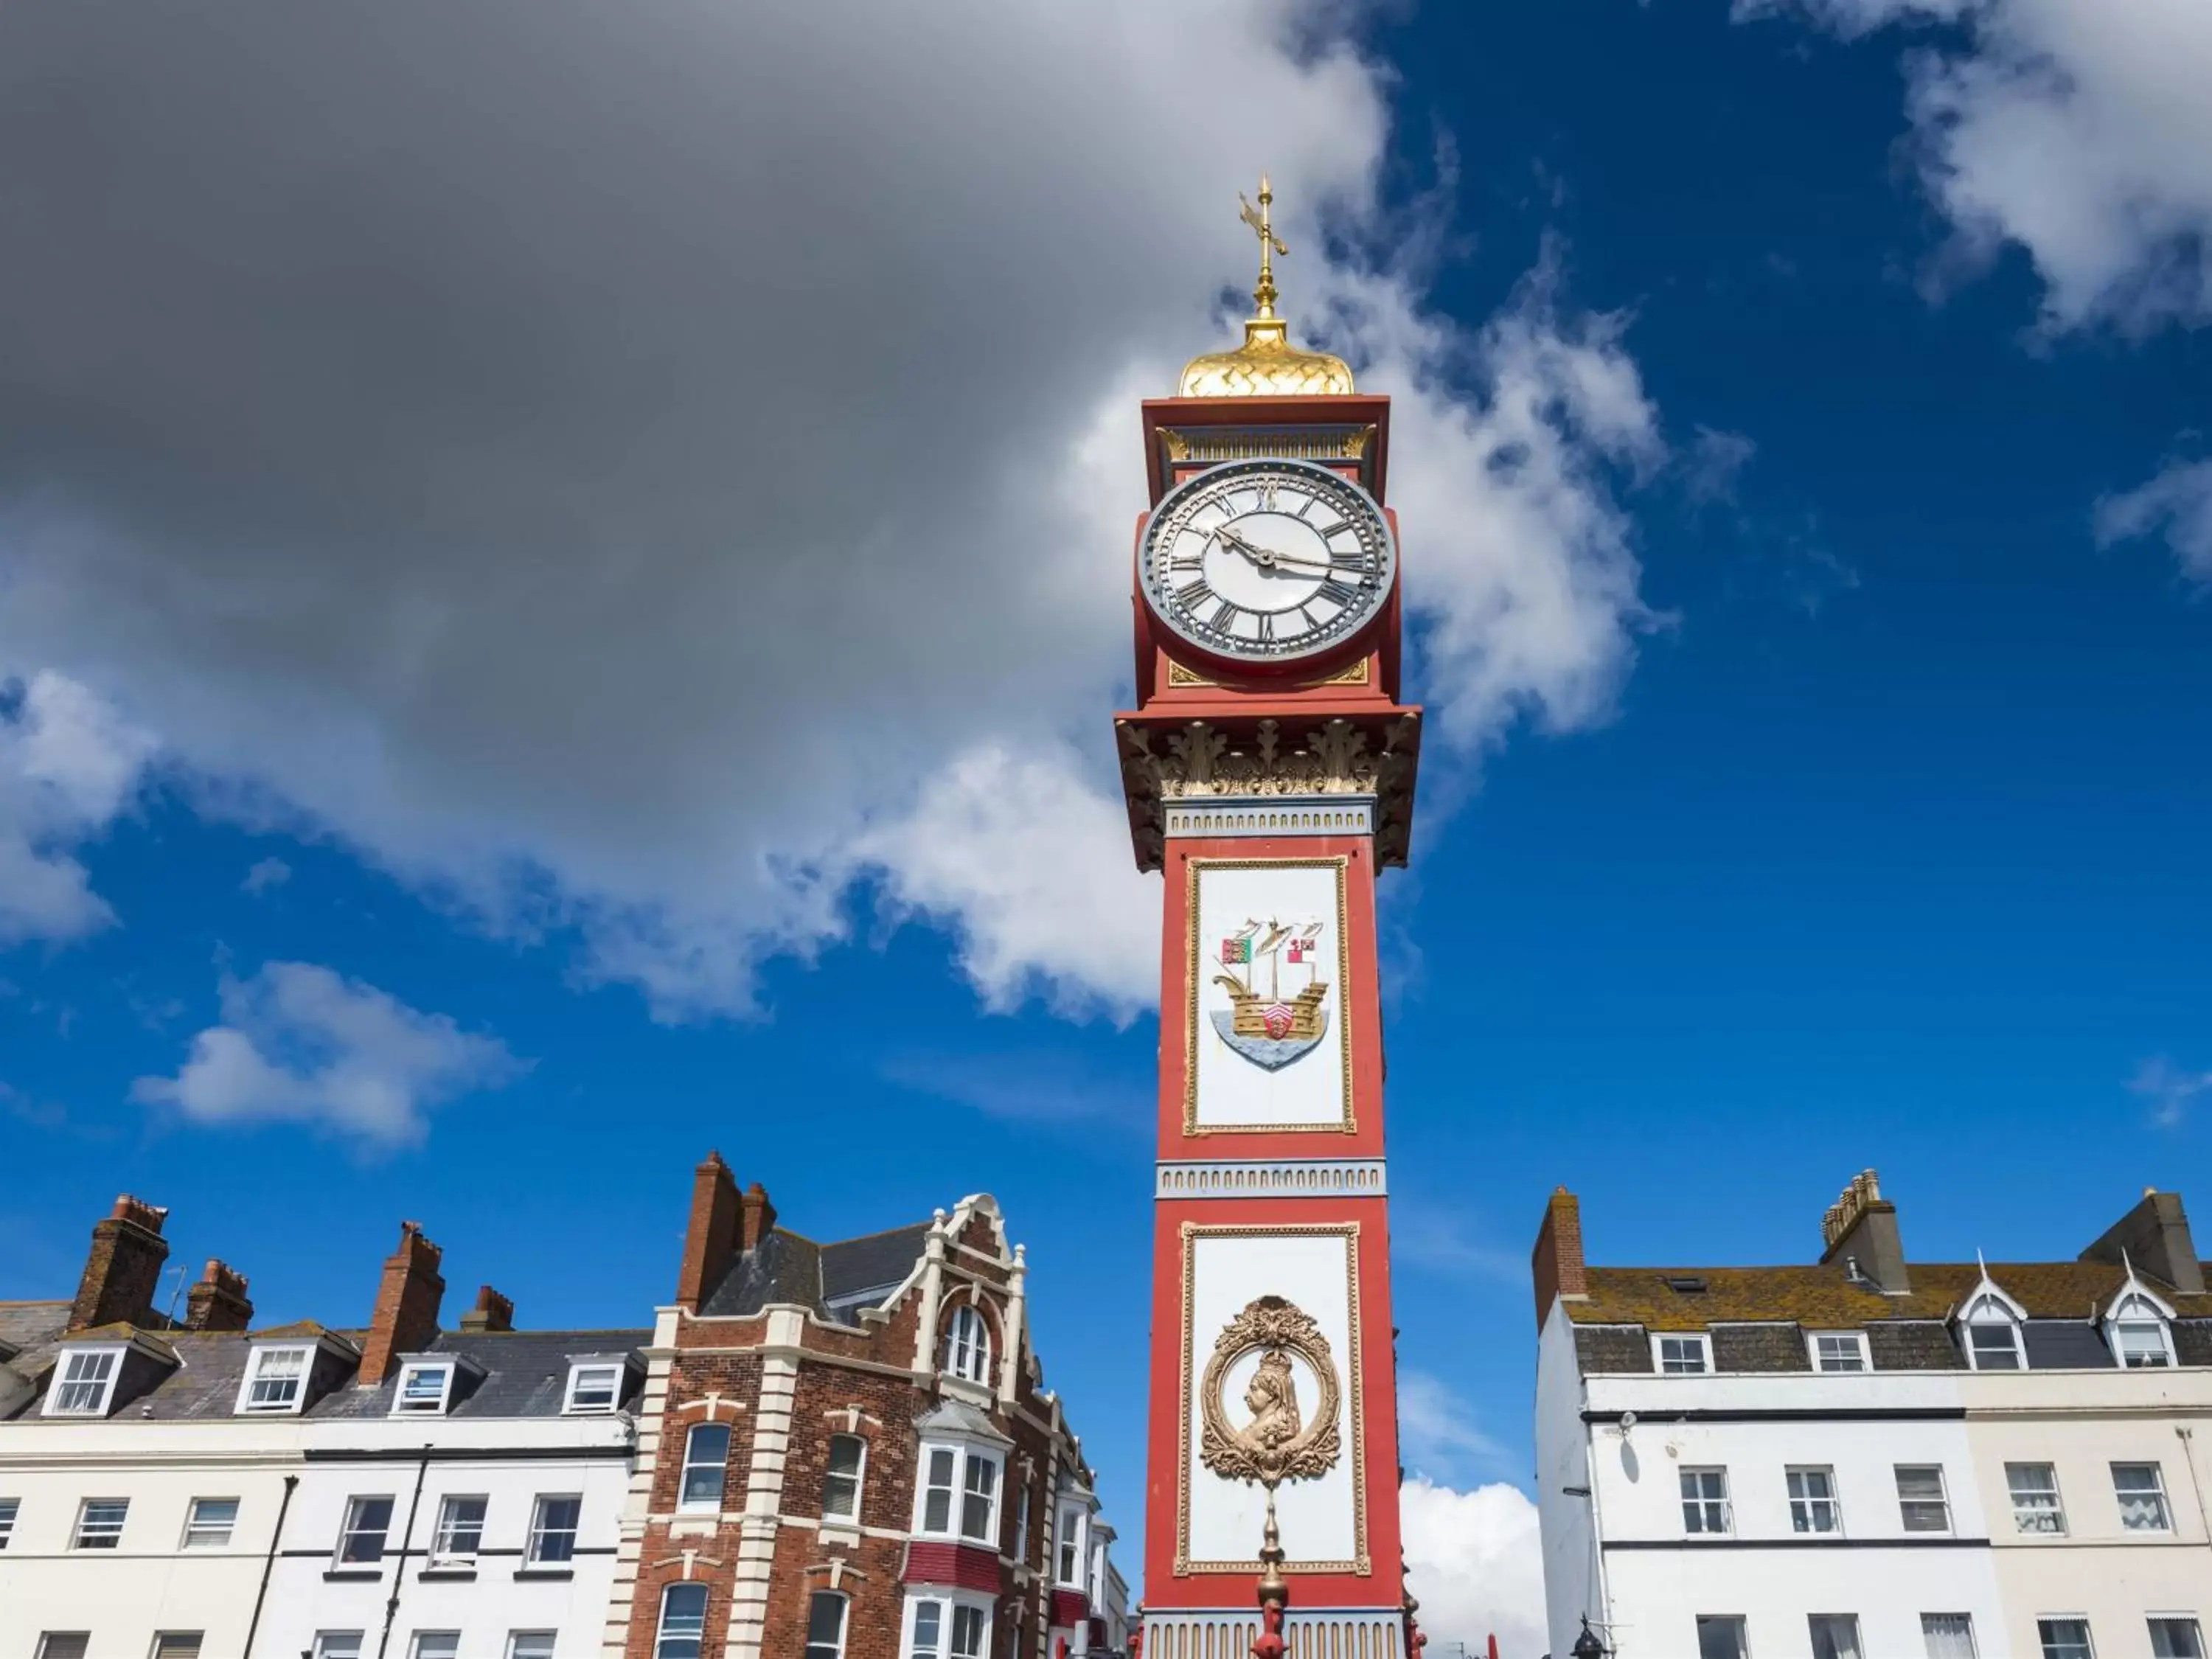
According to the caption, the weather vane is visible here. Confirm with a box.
[1239,174,1289,319]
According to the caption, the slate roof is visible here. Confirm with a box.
[700,1221,932,1322]
[1568,1259,2212,1333]
[0,1313,650,1424]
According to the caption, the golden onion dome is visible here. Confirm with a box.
[1178,175,1355,398]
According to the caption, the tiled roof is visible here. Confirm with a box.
[1567,1259,2212,1332]
[700,1220,931,1323]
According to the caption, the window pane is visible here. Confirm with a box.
[1695,1616,1748,1659]
[2038,1620,2093,1659]
[2152,1620,2207,1659]
[2117,1323,2172,1367]
[1896,1466,1950,1531]
[1680,1470,1729,1534]
[248,1347,308,1409]
[912,1602,944,1659]
[529,1495,581,1564]
[681,1424,731,1511]
[36,1639,90,1659]
[1815,1334,1867,1373]
[951,1606,988,1659]
[1969,1323,2021,1369]
[657,1582,709,1659]
[2006,1461,2065,1532]
[0,1497,18,1546]
[1809,1615,1864,1659]
[339,1496,394,1562]
[74,1499,128,1548]
[399,1365,450,1409]
[1922,1615,1978,1659]
[804,1592,846,1659]
[151,1638,204,1659]
[2115,1463,2172,1530]
[1789,1468,1839,1534]
[1660,1336,1708,1374]
[824,1434,864,1520]
[411,1636,459,1659]
[433,1495,487,1558]
[313,1636,365,1659]
[568,1363,622,1411]
[53,1350,117,1413]
[961,1455,998,1542]
[184,1497,239,1548]
[508,1638,557,1659]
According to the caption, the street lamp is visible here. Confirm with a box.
[1571,1616,1610,1659]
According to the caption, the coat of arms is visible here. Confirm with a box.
[1211,917,1329,1071]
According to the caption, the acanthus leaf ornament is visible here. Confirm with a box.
[1198,1294,1343,1489]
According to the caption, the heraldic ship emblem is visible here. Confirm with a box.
[1211,917,1330,1071]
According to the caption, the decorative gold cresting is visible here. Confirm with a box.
[1178,175,1356,398]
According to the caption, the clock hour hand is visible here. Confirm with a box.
[1214,524,1297,571]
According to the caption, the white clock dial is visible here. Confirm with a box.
[1139,458,1395,664]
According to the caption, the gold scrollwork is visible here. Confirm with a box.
[1199,1295,1343,1488]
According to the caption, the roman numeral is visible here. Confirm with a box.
[1178,577,1215,610]
[1256,482,1280,512]
[1255,612,1276,644]
[1318,579,1361,608]
[1210,597,1241,632]
[1330,550,1374,572]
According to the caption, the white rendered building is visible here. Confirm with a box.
[1533,1176,2212,1659]
[0,1197,640,1659]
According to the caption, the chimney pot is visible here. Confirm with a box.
[1818,1171,1910,1293]
[739,1182,778,1254]
[184,1258,255,1332]
[459,1285,514,1334]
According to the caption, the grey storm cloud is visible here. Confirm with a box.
[0,2,1660,1015]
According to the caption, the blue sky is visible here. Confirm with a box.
[4,0,2211,1644]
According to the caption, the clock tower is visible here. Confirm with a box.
[1118,180,1422,1659]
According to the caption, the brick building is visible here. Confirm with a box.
[606,1154,1121,1659]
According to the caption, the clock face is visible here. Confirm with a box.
[1139,458,1395,665]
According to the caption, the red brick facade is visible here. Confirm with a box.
[611,1161,1119,1659]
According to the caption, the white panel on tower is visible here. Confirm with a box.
[1178,1223,1366,1575]
[1186,858,1350,1132]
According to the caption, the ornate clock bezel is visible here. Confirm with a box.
[1139,457,1396,670]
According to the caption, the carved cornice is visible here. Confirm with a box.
[1116,713,1420,871]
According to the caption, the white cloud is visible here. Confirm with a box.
[0,4,1665,1017]
[1402,1477,1547,1658]
[1399,1369,1519,1485]
[2096,457,2212,586]
[132,961,524,1148]
[2129,1055,2212,1130]
[1740,0,2212,333]
[241,856,293,895]
[0,671,154,945]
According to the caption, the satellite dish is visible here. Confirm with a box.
[1619,1411,1638,1432]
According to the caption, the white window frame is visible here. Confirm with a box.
[429,1493,488,1563]
[2113,1462,2174,1532]
[1961,1284,2026,1371]
[1014,1481,1032,1565]
[2148,1618,2206,1659]
[942,1304,992,1385]
[181,1496,240,1549]
[1654,1332,1713,1375]
[822,1433,867,1522]
[526,1493,582,1565]
[655,1582,709,1659]
[310,1637,365,1659]
[72,1498,128,1550]
[150,1637,206,1659]
[2036,1618,2096,1659]
[505,1637,558,1659]
[236,1343,313,1414]
[2105,1286,2178,1368]
[678,1422,732,1514]
[1693,1615,1749,1659]
[1921,1613,1979,1658]
[1787,1466,1842,1534]
[335,1494,394,1565]
[1807,1614,1864,1659]
[0,1496,19,1548]
[912,1441,1004,1544]
[804,1590,850,1659]
[1680,1467,1732,1536]
[2007,1462,2067,1535]
[408,1635,460,1659]
[44,1346,125,1417]
[903,1590,996,1659]
[392,1359,456,1416]
[1056,1502,1088,1585]
[562,1360,625,1414]
[1896,1464,1952,1534]
[1808,1330,1871,1373]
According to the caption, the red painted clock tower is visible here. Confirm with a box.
[1117,181,1422,1659]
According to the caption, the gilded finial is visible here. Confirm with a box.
[1178,173,1354,398]
[1239,175,1288,319]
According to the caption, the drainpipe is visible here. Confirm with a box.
[243,1473,299,1659]
[375,1446,435,1659]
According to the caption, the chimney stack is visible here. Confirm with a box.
[1818,1170,1910,1294]
[458,1285,515,1334]
[740,1182,778,1254]
[676,1151,742,1315]
[2081,1189,2205,1295]
[1531,1186,1588,1329]
[184,1259,254,1332]
[360,1221,445,1385]
[69,1194,172,1333]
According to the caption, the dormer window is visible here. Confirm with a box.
[563,1360,625,1414]
[2105,1279,2178,1369]
[237,1344,313,1413]
[1959,1276,2027,1371]
[942,1305,991,1386]
[1653,1333,1711,1375]
[44,1348,122,1417]
[394,1360,456,1415]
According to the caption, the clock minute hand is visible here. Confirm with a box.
[1211,524,1278,568]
